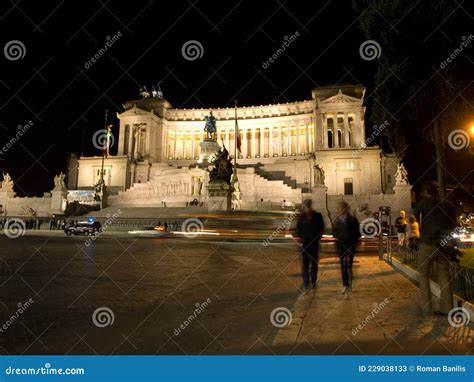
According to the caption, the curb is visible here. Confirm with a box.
[383,253,474,323]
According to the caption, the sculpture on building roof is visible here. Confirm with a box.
[53,172,67,191]
[152,84,163,98]
[1,172,14,190]
[139,86,150,98]
[395,162,409,185]
[204,111,217,140]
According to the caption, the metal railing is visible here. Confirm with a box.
[390,244,474,302]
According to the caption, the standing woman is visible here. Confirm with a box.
[333,201,360,294]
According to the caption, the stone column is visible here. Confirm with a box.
[226,129,230,151]
[269,127,274,157]
[322,115,328,149]
[343,112,349,148]
[295,124,300,155]
[333,112,339,148]
[277,127,282,156]
[305,122,310,154]
[242,129,248,158]
[260,128,264,157]
[251,128,255,158]
[173,127,177,159]
[287,128,291,156]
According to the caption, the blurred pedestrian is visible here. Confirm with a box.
[333,201,360,294]
[296,199,325,292]
[395,210,408,247]
[414,181,456,315]
[406,214,420,252]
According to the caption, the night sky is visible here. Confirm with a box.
[0,1,471,196]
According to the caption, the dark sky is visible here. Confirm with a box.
[0,1,471,196]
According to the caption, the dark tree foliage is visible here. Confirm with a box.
[353,0,472,156]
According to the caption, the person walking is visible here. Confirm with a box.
[414,181,456,315]
[296,199,325,292]
[333,201,360,294]
[406,214,420,252]
[395,210,408,247]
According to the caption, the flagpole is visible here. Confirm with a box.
[99,109,109,187]
[233,100,238,181]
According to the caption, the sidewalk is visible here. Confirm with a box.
[273,256,473,354]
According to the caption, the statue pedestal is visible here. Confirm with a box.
[0,189,15,216]
[393,184,411,212]
[51,189,67,214]
[207,181,231,211]
[311,185,331,226]
[198,139,220,165]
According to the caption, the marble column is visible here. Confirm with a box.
[323,115,328,149]
[295,124,300,155]
[251,128,256,158]
[334,113,339,148]
[173,127,177,159]
[305,122,309,154]
[343,112,350,148]
[269,127,274,156]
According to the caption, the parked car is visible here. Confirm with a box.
[64,221,102,236]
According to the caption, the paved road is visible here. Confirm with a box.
[0,235,305,354]
[0,234,470,355]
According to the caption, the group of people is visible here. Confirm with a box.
[296,199,360,294]
[395,210,420,251]
[295,180,457,315]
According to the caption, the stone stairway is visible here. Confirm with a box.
[252,165,298,190]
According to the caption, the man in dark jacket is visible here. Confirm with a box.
[296,199,325,292]
[414,181,456,314]
[333,201,360,294]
